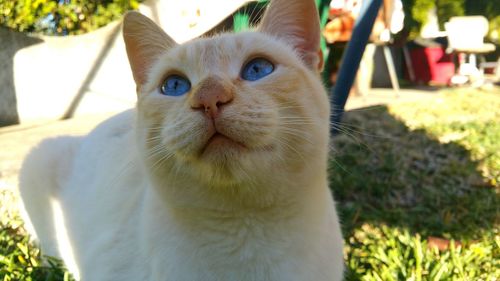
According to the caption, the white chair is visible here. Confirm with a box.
[445,16,496,82]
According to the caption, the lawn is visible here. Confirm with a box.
[331,88,499,280]
[1,88,499,280]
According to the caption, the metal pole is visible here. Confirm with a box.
[383,45,400,97]
[330,0,383,134]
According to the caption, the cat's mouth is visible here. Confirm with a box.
[201,132,247,155]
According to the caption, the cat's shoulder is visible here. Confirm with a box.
[74,109,136,164]
[86,109,135,141]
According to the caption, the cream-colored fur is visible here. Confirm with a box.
[19,0,344,280]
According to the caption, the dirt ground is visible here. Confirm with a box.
[0,113,114,202]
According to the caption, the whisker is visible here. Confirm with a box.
[330,121,393,140]
[269,135,306,162]
[146,136,163,144]
[147,146,167,160]
[330,123,370,150]
[280,127,314,145]
[275,105,307,111]
[328,153,350,175]
[281,121,316,125]
[278,116,314,119]
[150,150,175,173]
[147,126,165,132]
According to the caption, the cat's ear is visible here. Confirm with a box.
[123,11,177,88]
[259,0,323,71]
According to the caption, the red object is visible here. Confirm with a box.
[409,47,455,85]
[323,15,355,43]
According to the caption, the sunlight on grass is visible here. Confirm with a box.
[331,88,499,280]
[345,224,497,280]
[390,89,500,186]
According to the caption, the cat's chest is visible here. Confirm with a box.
[143,204,312,281]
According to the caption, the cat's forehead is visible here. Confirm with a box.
[179,32,270,61]
[159,32,293,76]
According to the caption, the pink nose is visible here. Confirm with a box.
[190,76,234,118]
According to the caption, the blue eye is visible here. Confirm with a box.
[161,75,191,96]
[241,58,274,81]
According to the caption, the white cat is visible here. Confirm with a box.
[19,0,344,280]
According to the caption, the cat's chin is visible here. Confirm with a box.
[198,132,275,164]
[201,133,247,155]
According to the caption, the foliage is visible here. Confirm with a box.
[0,0,140,35]
[464,0,500,42]
[330,88,500,279]
[0,188,73,280]
[464,0,500,21]
[401,0,435,39]
[400,0,499,40]
[490,16,500,43]
[0,224,74,281]
[435,0,464,30]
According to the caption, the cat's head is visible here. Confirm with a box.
[123,0,330,191]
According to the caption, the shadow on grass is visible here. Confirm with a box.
[329,105,498,241]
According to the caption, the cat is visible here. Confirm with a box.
[18,0,344,280]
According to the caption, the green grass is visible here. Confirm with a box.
[0,190,73,280]
[1,88,499,280]
[331,88,499,280]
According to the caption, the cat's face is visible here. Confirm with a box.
[123,0,330,188]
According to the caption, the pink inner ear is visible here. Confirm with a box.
[122,12,176,87]
[258,0,321,69]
